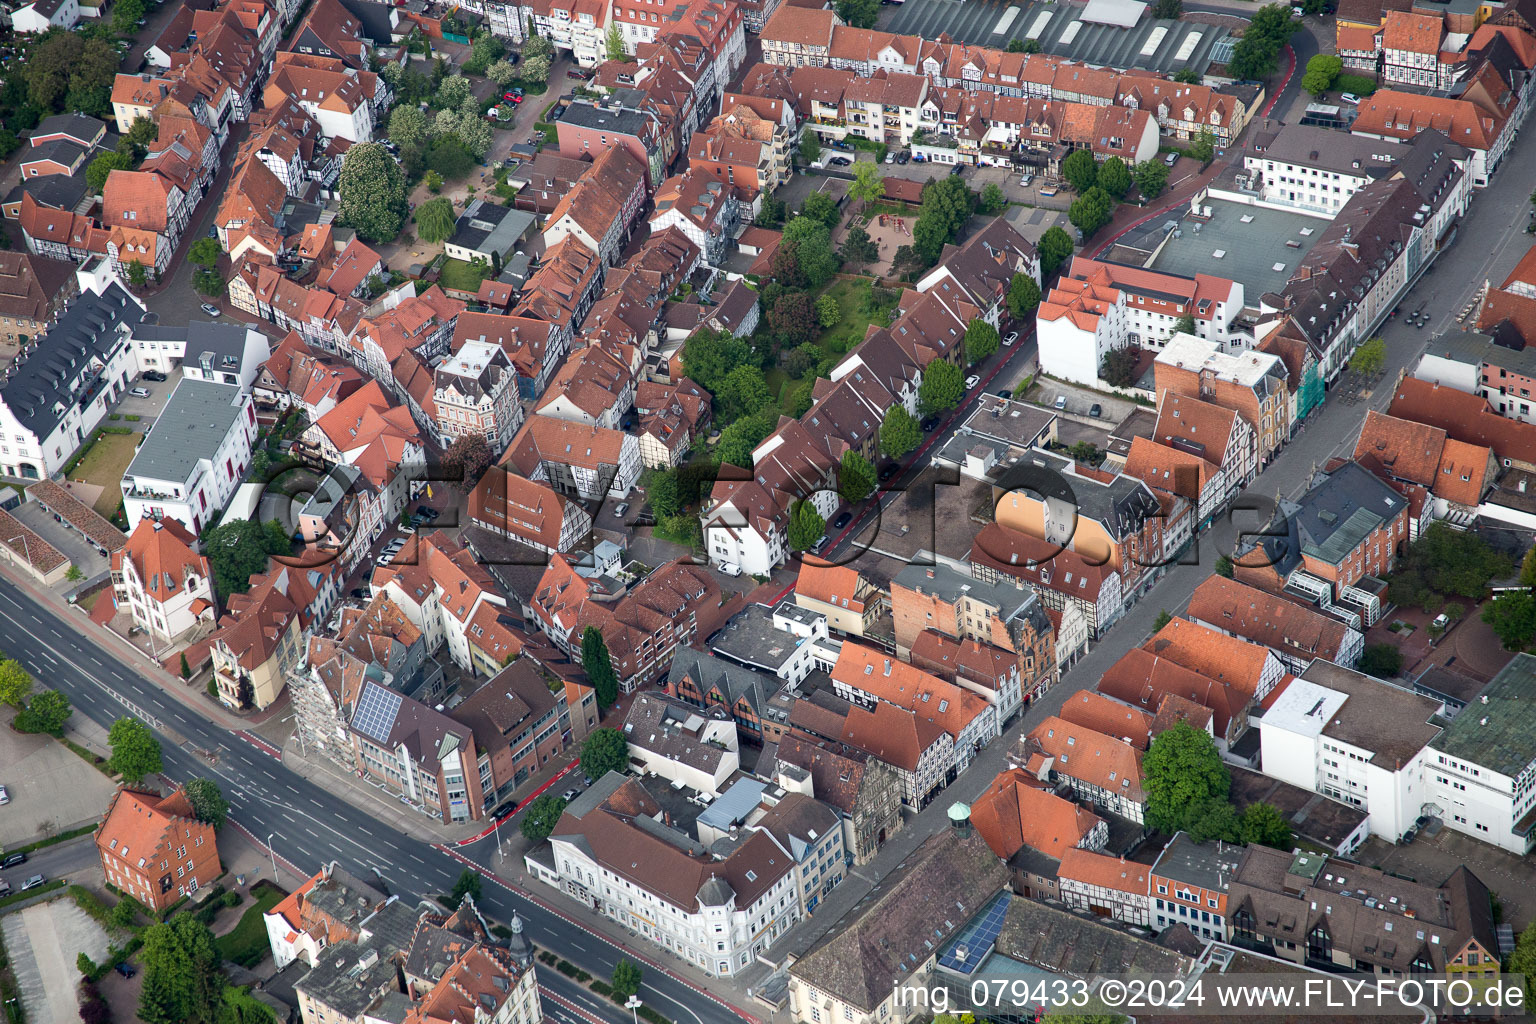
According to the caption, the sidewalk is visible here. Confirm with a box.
[277,731,486,845]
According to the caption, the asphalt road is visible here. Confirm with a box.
[0,583,742,1024]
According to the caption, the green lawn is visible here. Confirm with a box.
[816,278,883,356]
[217,883,287,967]
[439,258,490,293]
[67,431,143,517]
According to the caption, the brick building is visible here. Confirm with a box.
[96,787,222,912]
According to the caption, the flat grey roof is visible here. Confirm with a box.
[709,603,809,674]
[1423,331,1536,379]
[1137,197,1330,298]
[1431,653,1536,777]
[124,379,245,485]
[885,0,1231,76]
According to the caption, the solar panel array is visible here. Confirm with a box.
[936,891,1011,974]
[353,683,404,745]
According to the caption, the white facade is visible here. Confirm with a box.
[1036,289,1130,387]
[1423,745,1536,855]
[122,381,258,535]
[1413,350,1483,396]
[11,0,80,33]
[703,503,786,577]
[1257,675,1432,842]
[532,831,801,978]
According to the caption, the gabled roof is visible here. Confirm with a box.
[970,767,1104,862]
[1142,617,1274,701]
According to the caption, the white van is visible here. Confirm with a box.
[718,562,742,577]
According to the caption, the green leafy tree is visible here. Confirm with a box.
[1152,609,1173,632]
[86,151,133,192]
[1484,592,1536,651]
[425,169,445,194]
[979,181,1007,214]
[438,74,473,108]
[112,0,146,32]
[912,176,974,265]
[1302,53,1343,96]
[1215,555,1234,577]
[183,778,228,831]
[1097,157,1132,200]
[1353,336,1386,376]
[23,33,119,113]
[919,360,965,416]
[520,794,568,841]
[834,0,879,27]
[464,33,505,74]
[415,197,457,243]
[717,409,778,469]
[441,431,496,485]
[816,293,842,328]
[839,225,879,265]
[756,194,787,227]
[1006,38,1027,53]
[127,260,150,288]
[1142,721,1230,834]
[802,191,841,229]
[188,237,222,269]
[788,499,827,551]
[1100,347,1140,387]
[1068,186,1114,236]
[388,105,429,148]
[1238,802,1294,848]
[450,869,482,908]
[339,143,409,243]
[839,451,877,504]
[768,291,820,346]
[1152,0,1181,14]
[204,519,288,598]
[14,689,71,736]
[880,407,922,459]
[1069,441,1100,465]
[1187,127,1217,164]
[1038,225,1075,276]
[1386,523,1512,608]
[1061,149,1098,193]
[964,319,1000,365]
[0,658,32,707]
[782,216,840,287]
[1187,799,1241,843]
[717,365,773,422]
[800,131,821,165]
[1509,924,1536,1005]
[1131,158,1169,201]
[219,986,278,1024]
[611,959,644,1001]
[582,626,619,707]
[645,469,682,520]
[1006,273,1041,319]
[1171,313,1196,336]
[1173,67,1201,84]
[456,115,494,160]
[521,53,552,84]
[605,24,628,60]
[848,163,886,208]
[138,922,195,1024]
[682,329,753,395]
[487,60,518,86]
[581,728,629,780]
[108,717,163,785]
[1520,545,1536,588]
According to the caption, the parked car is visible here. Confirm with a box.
[114,964,136,979]
[20,874,45,891]
[1039,185,1058,197]
[567,67,594,79]
[920,415,939,432]
[0,880,10,897]
[141,370,167,382]
[965,374,981,389]
[879,463,900,481]
[493,800,518,819]
[1020,173,1033,187]
[349,587,370,600]
[1054,395,1068,410]
[810,535,830,555]
[612,502,629,518]
[0,783,7,804]
[130,387,152,398]
[1340,92,1362,105]
[1,852,25,868]
[829,156,852,167]
[718,562,742,577]
[997,389,1012,400]
[896,151,910,164]
[1089,403,1102,418]
[1164,151,1179,166]
[416,505,440,520]
[833,511,852,529]
[560,788,582,802]
[884,152,895,163]
[949,164,964,176]
[1004,331,1020,346]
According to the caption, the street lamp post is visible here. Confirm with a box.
[267,833,279,882]
[625,994,642,1024]
[6,534,32,571]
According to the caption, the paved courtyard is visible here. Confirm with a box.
[1,900,113,1024]
[12,500,112,581]
[0,708,116,847]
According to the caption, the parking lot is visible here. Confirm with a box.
[111,367,179,419]
[10,500,112,581]
[0,709,116,847]
[1029,379,1143,423]
[1,900,114,1024]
